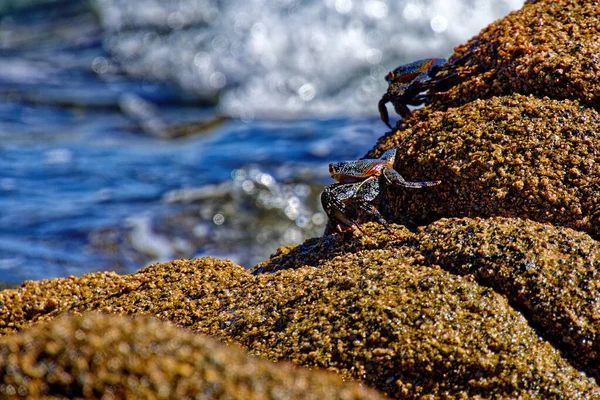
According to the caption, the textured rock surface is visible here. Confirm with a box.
[257,219,600,384]
[427,0,600,112]
[3,0,600,398]
[0,258,246,337]
[0,271,144,336]
[418,218,600,380]
[217,225,600,398]
[0,313,385,399]
[3,219,600,398]
[371,94,600,238]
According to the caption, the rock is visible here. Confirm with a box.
[429,0,600,112]
[0,312,385,399]
[257,218,600,388]
[216,224,600,398]
[371,94,600,238]
[3,0,600,398]
[417,217,600,379]
[0,271,143,336]
[0,258,246,337]
[2,221,600,398]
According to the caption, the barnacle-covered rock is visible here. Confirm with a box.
[3,0,600,399]
[417,217,600,380]
[429,0,600,112]
[258,218,600,384]
[220,230,600,398]
[371,94,600,239]
[3,224,600,398]
[0,312,385,399]
[0,258,247,337]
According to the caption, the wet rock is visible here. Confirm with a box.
[0,271,141,336]
[0,313,385,399]
[0,258,247,337]
[417,217,600,380]
[3,1,600,399]
[258,218,600,386]
[251,223,414,274]
[371,94,600,238]
[430,0,600,112]
[3,222,600,398]
[217,234,600,398]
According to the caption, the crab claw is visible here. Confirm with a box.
[378,94,393,130]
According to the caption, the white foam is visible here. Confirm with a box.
[94,0,525,118]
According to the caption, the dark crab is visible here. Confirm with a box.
[321,148,440,235]
[378,57,452,129]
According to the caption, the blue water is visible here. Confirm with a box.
[0,0,524,284]
[0,95,382,283]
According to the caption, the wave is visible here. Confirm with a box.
[93,0,524,119]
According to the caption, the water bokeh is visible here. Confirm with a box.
[95,0,524,119]
[0,0,524,283]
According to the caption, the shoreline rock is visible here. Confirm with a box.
[3,0,600,398]
[3,219,600,398]
[0,312,386,399]
[370,94,600,237]
[428,0,600,112]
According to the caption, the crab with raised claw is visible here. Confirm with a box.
[378,57,451,129]
[321,148,440,235]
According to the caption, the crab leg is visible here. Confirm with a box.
[393,101,413,119]
[321,186,364,233]
[351,198,397,235]
[378,94,393,130]
[383,168,440,189]
[322,147,441,238]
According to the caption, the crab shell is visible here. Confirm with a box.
[385,58,447,85]
[328,149,397,183]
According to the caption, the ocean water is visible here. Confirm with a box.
[0,0,524,284]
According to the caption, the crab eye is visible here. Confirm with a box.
[385,71,395,84]
[329,164,336,174]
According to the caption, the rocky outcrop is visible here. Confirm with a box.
[429,0,600,112]
[3,219,600,398]
[2,0,600,398]
[369,0,600,235]
[370,94,600,236]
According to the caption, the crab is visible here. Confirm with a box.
[321,148,440,235]
[378,57,449,129]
